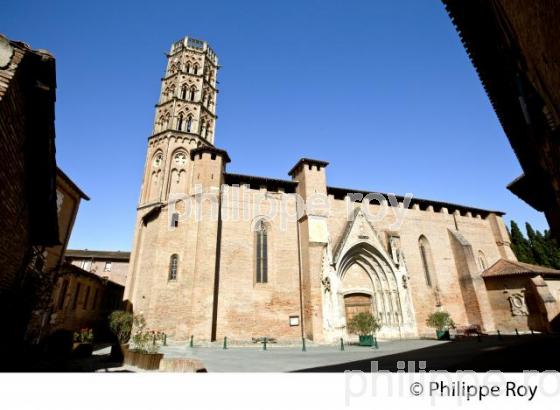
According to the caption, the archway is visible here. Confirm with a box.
[338,242,403,331]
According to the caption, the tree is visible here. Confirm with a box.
[510,221,534,264]
[347,312,381,336]
[543,230,560,269]
[509,220,560,269]
[109,310,133,344]
[426,311,454,331]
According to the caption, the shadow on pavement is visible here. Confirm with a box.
[294,334,560,372]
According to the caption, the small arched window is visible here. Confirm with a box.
[194,64,199,75]
[255,220,268,283]
[181,85,187,100]
[418,235,434,287]
[185,62,191,73]
[190,87,196,101]
[201,121,207,137]
[186,116,192,132]
[177,113,184,131]
[169,254,178,280]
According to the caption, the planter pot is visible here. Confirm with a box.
[135,352,164,370]
[359,335,374,346]
[72,343,93,358]
[124,349,138,366]
[436,330,450,340]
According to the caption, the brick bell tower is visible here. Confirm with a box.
[124,37,223,340]
[140,36,220,206]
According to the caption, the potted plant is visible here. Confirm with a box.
[72,328,94,357]
[124,314,165,370]
[109,310,133,360]
[426,311,454,340]
[347,312,381,346]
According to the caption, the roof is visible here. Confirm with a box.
[442,0,560,234]
[482,258,560,278]
[65,249,130,261]
[57,167,90,200]
[326,185,505,217]
[59,262,124,289]
[224,172,298,193]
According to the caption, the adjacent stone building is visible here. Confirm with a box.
[25,168,90,343]
[1,34,60,348]
[0,34,91,347]
[442,0,560,239]
[124,37,560,343]
[65,249,130,287]
[48,263,124,335]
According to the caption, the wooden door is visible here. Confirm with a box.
[344,293,373,323]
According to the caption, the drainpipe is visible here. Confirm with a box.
[295,195,305,342]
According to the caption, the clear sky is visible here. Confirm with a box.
[2,0,549,251]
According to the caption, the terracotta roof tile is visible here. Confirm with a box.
[482,258,560,278]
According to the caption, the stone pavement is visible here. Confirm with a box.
[36,333,560,372]
[159,339,444,372]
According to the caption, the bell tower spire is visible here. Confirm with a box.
[137,37,220,207]
[153,36,219,144]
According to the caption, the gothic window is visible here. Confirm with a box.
[255,220,268,283]
[169,254,178,280]
[189,86,196,101]
[193,64,199,75]
[174,152,187,167]
[177,113,184,131]
[153,153,163,168]
[186,62,191,73]
[161,114,170,130]
[181,85,187,100]
[418,235,434,287]
[186,116,193,132]
[201,121,207,137]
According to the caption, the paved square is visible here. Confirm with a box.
[159,339,445,372]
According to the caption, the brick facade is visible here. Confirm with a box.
[121,37,560,344]
[0,35,59,348]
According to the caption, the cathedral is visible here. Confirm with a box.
[123,37,560,343]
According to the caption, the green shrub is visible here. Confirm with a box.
[73,328,94,344]
[425,311,454,331]
[109,310,133,344]
[346,312,381,336]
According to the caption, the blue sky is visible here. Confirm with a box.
[2,0,548,250]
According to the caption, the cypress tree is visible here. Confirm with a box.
[510,221,534,263]
[543,229,560,269]
[528,224,552,267]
